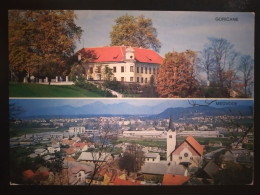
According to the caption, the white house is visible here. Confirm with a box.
[144,153,160,163]
[34,148,48,156]
[76,46,162,83]
[47,145,61,154]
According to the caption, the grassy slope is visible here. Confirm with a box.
[9,82,103,97]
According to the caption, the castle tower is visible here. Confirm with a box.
[167,115,176,161]
[125,46,135,61]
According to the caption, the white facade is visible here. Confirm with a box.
[167,129,176,161]
[144,153,160,163]
[68,126,86,134]
[47,146,61,154]
[122,130,167,138]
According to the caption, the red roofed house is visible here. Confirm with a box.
[162,174,190,185]
[76,46,162,83]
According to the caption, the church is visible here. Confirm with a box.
[76,46,162,83]
[167,116,204,168]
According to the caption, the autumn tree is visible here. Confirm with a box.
[238,55,254,97]
[8,10,82,82]
[110,14,161,52]
[157,50,200,98]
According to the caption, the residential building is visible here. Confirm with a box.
[76,46,162,83]
[140,161,188,179]
[162,174,190,185]
[68,126,86,134]
[144,153,160,163]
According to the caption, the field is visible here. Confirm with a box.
[9,82,104,97]
[115,136,233,149]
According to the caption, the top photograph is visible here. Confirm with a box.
[8,10,254,98]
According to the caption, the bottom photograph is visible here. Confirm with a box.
[9,98,254,185]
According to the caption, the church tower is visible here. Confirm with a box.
[167,115,176,161]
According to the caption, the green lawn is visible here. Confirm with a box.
[9,82,104,97]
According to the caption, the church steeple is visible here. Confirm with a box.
[168,115,175,131]
[167,115,176,161]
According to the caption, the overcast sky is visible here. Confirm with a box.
[74,10,254,58]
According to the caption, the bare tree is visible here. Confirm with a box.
[86,121,117,185]
[197,48,214,85]
[238,55,254,97]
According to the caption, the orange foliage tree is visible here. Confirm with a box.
[22,169,35,184]
[156,50,200,98]
[8,10,82,82]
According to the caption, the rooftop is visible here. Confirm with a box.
[78,46,162,64]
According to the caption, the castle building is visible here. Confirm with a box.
[76,46,162,83]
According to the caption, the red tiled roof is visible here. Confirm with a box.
[78,46,162,64]
[185,136,204,156]
[162,174,190,185]
[73,142,86,149]
[113,178,141,185]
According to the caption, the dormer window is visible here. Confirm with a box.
[130,55,133,59]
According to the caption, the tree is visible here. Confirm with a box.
[214,161,253,185]
[197,48,214,85]
[204,38,239,89]
[110,14,161,52]
[8,10,82,82]
[238,55,254,97]
[156,50,200,97]
[69,63,85,81]
[118,144,144,175]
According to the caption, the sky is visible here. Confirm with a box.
[10,98,254,115]
[74,11,255,58]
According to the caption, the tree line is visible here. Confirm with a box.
[157,37,254,98]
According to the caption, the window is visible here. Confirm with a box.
[184,153,189,157]
[169,135,172,138]
[97,67,101,73]
[113,77,116,81]
[153,68,155,74]
[121,77,124,82]
[113,67,116,73]
[179,156,182,160]
[190,156,193,160]
[121,66,124,72]
[145,67,147,74]
[141,77,143,83]
[137,67,139,73]
[130,66,134,72]
[137,77,139,83]
[130,77,134,82]
[90,67,93,74]
[145,78,147,83]
[149,68,151,74]
[152,158,154,161]
[141,67,143,73]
